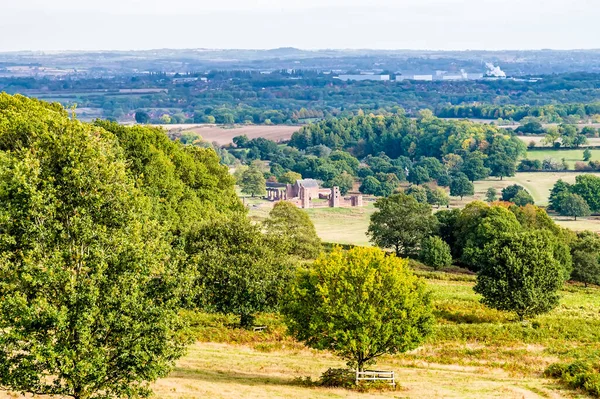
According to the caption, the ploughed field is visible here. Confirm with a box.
[164,124,301,146]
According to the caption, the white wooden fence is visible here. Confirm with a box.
[355,370,396,387]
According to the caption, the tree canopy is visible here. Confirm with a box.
[283,247,433,371]
[368,193,438,256]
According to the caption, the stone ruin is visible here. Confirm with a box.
[266,179,363,209]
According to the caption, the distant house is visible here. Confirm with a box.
[265,178,363,209]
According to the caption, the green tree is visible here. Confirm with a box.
[368,193,438,256]
[359,175,381,195]
[188,217,292,327]
[512,189,535,206]
[240,165,267,197]
[450,172,474,200]
[485,187,497,202]
[501,184,527,202]
[264,201,322,259]
[558,193,591,220]
[455,202,522,271]
[408,165,431,185]
[419,236,453,270]
[549,179,572,211]
[135,110,150,124]
[233,134,250,148]
[488,153,516,180]
[474,231,567,320]
[327,171,354,195]
[283,247,433,372]
[583,148,592,161]
[405,184,428,203]
[570,231,600,287]
[427,187,450,208]
[279,171,302,184]
[0,94,185,399]
[571,174,600,212]
[461,151,490,182]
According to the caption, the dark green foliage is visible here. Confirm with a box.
[487,153,517,180]
[512,189,535,206]
[474,230,567,320]
[405,185,428,203]
[461,151,490,182]
[485,187,497,202]
[570,231,600,286]
[434,208,462,259]
[283,247,433,371]
[0,94,186,399]
[584,148,593,161]
[240,165,267,197]
[408,165,431,185]
[135,110,150,124]
[264,201,322,259]
[455,202,522,270]
[233,135,250,148]
[359,176,381,195]
[449,172,474,199]
[545,361,600,398]
[426,186,450,208]
[518,159,542,171]
[368,193,438,256]
[571,174,600,212]
[318,369,355,388]
[419,236,453,270]
[558,193,591,220]
[188,216,292,327]
[549,179,572,211]
[326,171,354,195]
[501,184,526,202]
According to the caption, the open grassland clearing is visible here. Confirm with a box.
[243,171,600,247]
[165,124,301,146]
[518,135,600,148]
[524,148,600,168]
[5,277,595,398]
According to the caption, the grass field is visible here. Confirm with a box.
[518,135,600,148]
[5,276,594,398]
[524,148,600,168]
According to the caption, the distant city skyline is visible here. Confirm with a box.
[1,0,599,52]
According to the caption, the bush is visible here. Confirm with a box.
[420,236,453,270]
[318,368,355,388]
[545,361,600,398]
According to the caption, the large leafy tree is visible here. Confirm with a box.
[558,193,591,220]
[570,231,600,287]
[449,172,474,200]
[474,231,567,320]
[571,174,600,212]
[240,165,267,197]
[187,216,292,327]
[549,179,571,211]
[283,247,433,371]
[264,201,322,259]
[368,193,438,256]
[461,151,490,182]
[0,94,185,399]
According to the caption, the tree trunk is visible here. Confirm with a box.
[500,176,503,180]
[240,313,255,328]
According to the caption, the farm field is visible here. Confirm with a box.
[164,124,301,146]
[524,148,600,168]
[247,171,600,247]
[4,277,595,399]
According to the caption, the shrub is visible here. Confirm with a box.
[319,368,355,388]
[420,236,453,270]
[545,361,600,398]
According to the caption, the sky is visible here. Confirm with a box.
[1,0,599,52]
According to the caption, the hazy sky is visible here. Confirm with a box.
[1,0,599,51]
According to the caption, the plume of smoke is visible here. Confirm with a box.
[485,63,506,77]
